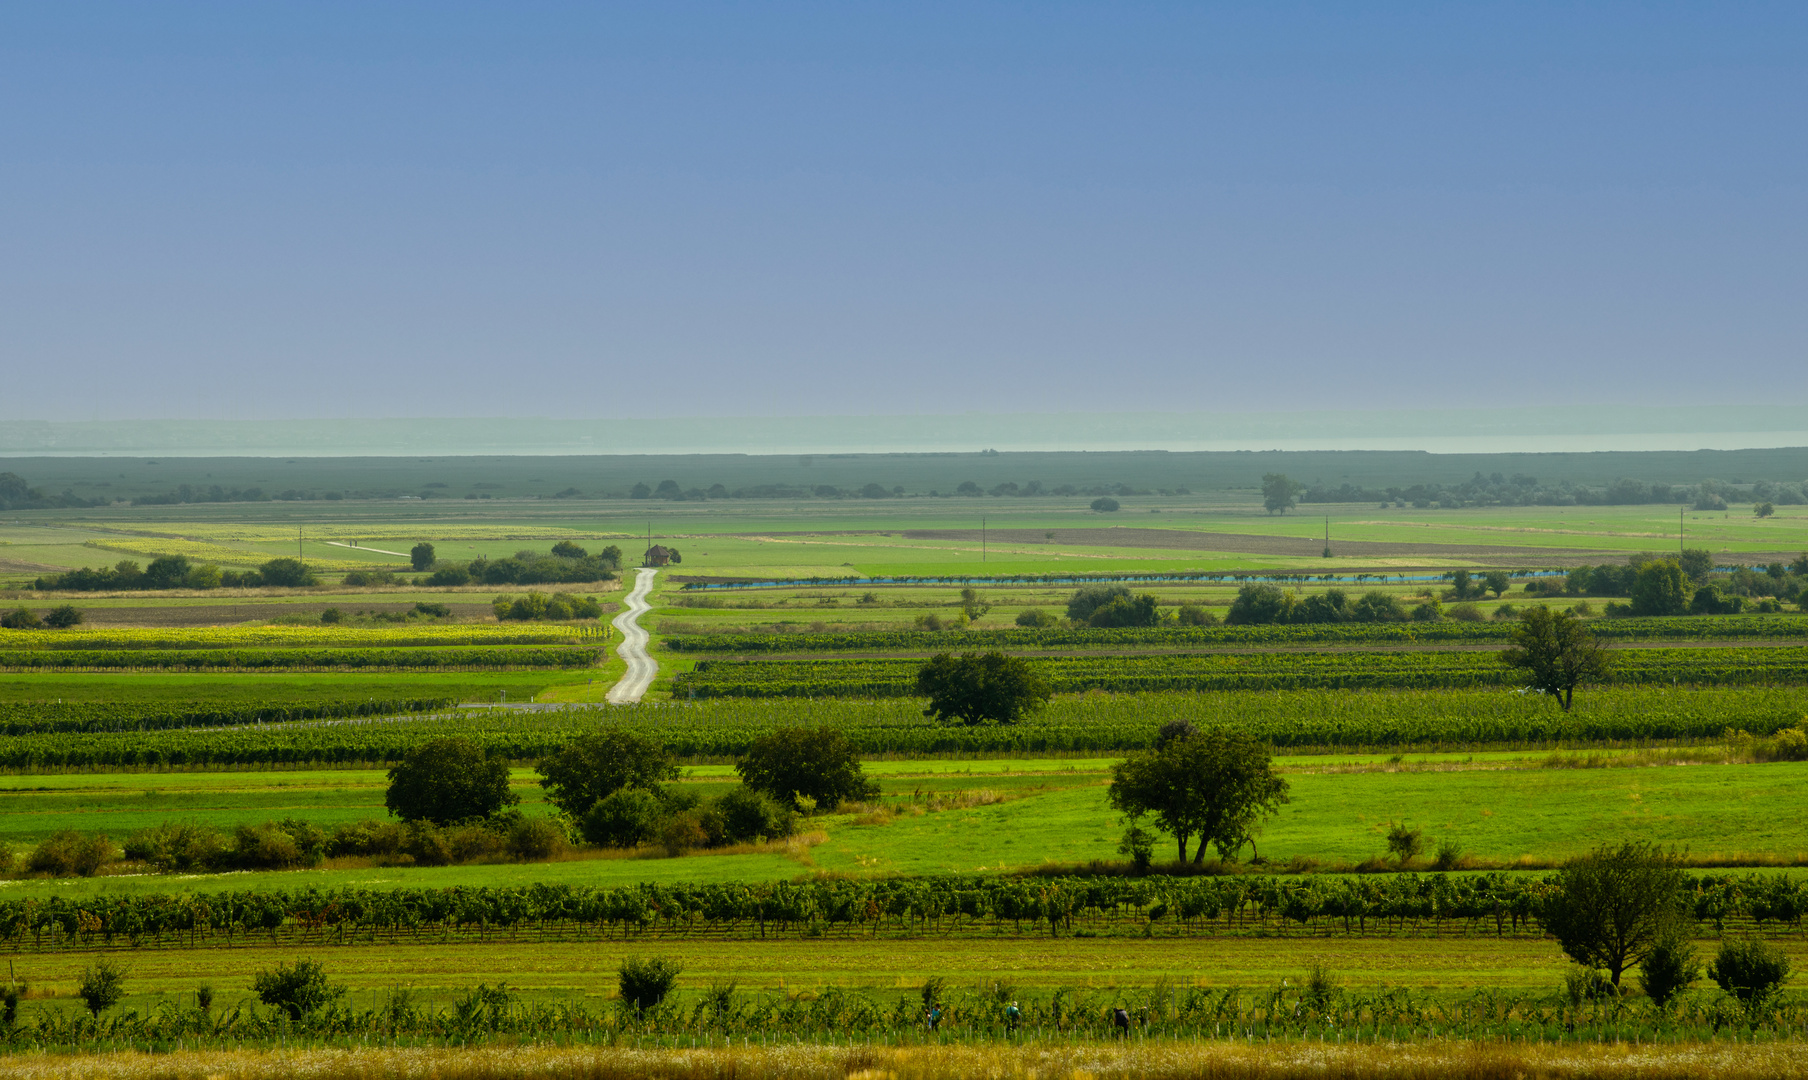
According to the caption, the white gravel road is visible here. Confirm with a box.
[606,567,658,703]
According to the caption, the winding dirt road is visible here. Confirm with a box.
[606,567,658,703]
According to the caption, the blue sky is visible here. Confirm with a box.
[3,3,1804,421]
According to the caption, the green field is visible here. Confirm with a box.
[5,754,1804,902]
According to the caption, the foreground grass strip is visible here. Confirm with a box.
[10,1042,1808,1080]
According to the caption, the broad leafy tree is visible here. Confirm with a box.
[1677,548,1715,583]
[1226,584,1293,625]
[1066,584,1131,623]
[1107,728,1290,863]
[1630,559,1691,616]
[736,727,877,810]
[410,542,437,571]
[257,557,317,588]
[1261,473,1301,515]
[537,730,678,817]
[385,737,519,824]
[1543,842,1688,988]
[1483,570,1512,598]
[1499,607,1612,710]
[915,651,1051,724]
[1087,593,1161,628]
[1090,496,1120,512]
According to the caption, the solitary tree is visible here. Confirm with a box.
[251,959,345,1020]
[1542,842,1689,988]
[1755,502,1776,519]
[958,587,990,622]
[409,542,436,570]
[1089,496,1120,512]
[1483,570,1512,599]
[915,652,1051,725]
[43,604,84,628]
[77,960,127,1017]
[1107,728,1290,863]
[537,730,678,817]
[1500,607,1612,711]
[385,737,518,824]
[1261,473,1301,515]
[736,727,877,810]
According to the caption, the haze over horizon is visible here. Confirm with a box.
[4,3,1805,423]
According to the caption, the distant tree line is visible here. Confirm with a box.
[621,478,1182,501]
[1291,472,1808,509]
[1526,550,1808,616]
[0,472,105,512]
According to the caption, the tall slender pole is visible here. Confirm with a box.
[298,526,303,561]
[981,517,986,563]
[1680,507,1684,555]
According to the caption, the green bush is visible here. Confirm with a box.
[1447,602,1484,623]
[716,786,796,843]
[1176,603,1218,627]
[581,789,664,848]
[0,608,41,630]
[505,816,566,860]
[43,605,83,628]
[26,830,113,877]
[77,959,127,1016]
[230,820,325,870]
[1014,608,1059,628]
[403,821,455,866]
[252,959,344,1020]
[1708,937,1792,1006]
[1638,932,1700,1006]
[124,821,226,872]
[326,819,405,858]
[618,957,682,1010]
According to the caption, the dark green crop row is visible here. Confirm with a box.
[0,687,1800,767]
[0,646,601,672]
[3,871,1802,950]
[0,698,455,737]
[664,615,1808,654]
[672,647,1808,699]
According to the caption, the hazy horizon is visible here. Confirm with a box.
[5,406,1807,457]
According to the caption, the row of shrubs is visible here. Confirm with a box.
[12,787,800,879]
[11,814,570,877]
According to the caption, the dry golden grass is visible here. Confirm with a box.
[9,1040,1808,1080]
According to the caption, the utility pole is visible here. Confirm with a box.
[981,516,986,563]
[1323,516,1331,558]
[1680,507,1684,555]
[298,526,303,562]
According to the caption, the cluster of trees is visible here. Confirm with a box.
[1,604,83,629]
[1528,551,1808,615]
[1544,842,1792,1007]
[1288,471,1808,510]
[33,556,317,592]
[1005,585,1215,631]
[1223,584,1446,625]
[421,543,620,587]
[0,472,102,511]
[491,592,604,621]
[380,728,875,857]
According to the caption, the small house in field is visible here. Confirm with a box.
[643,545,673,567]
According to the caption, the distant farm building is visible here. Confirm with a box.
[643,545,679,567]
